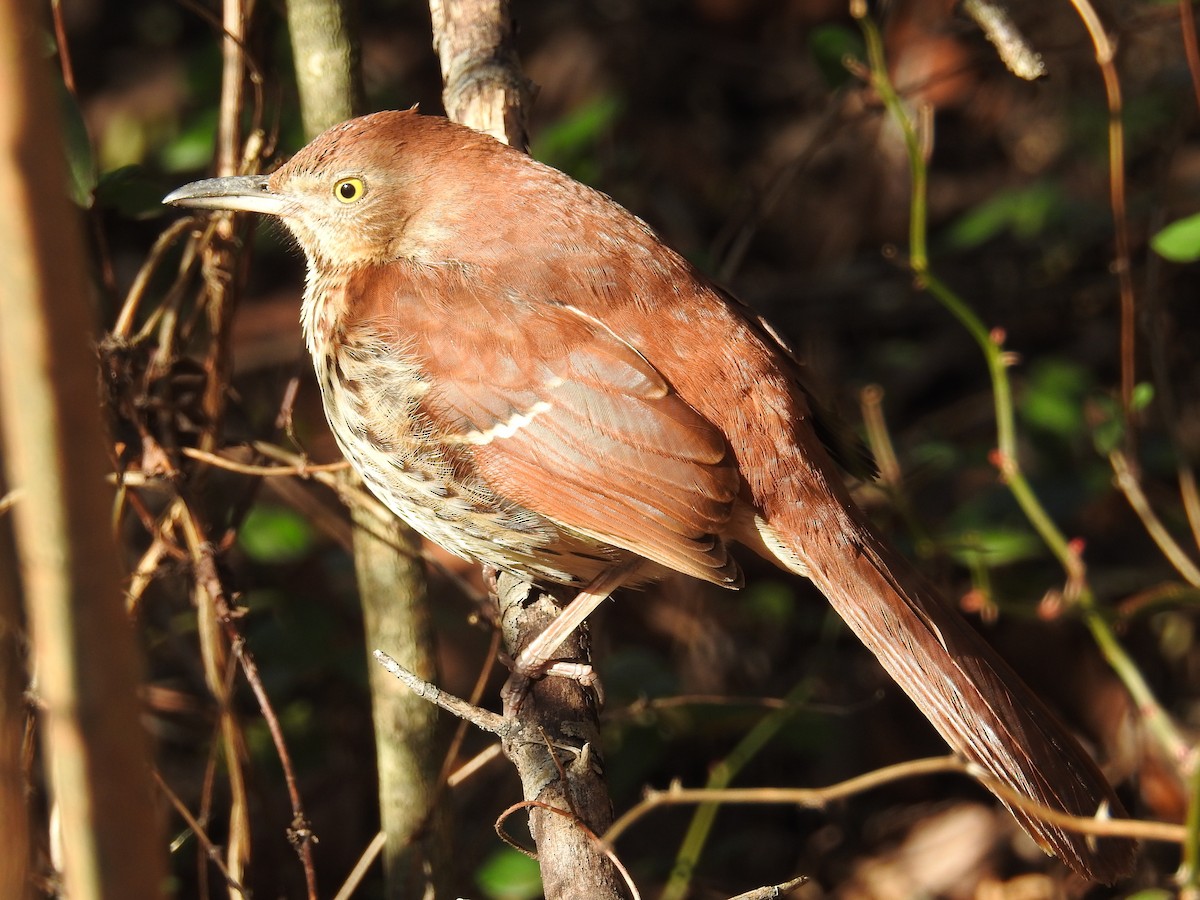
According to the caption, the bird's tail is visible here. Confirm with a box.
[769,488,1136,883]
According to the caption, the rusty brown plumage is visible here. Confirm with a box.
[166,110,1136,883]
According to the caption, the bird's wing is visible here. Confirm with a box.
[344,261,743,586]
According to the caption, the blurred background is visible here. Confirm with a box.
[45,0,1200,895]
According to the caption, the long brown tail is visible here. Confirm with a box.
[772,491,1136,883]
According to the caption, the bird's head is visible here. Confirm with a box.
[164,110,477,267]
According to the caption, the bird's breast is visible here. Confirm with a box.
[305,283,631,585]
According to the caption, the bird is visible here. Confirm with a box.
[165,109,1136,882]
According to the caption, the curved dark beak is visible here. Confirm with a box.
[163,175,288,216]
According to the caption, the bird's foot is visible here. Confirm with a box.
[500,659,605,718]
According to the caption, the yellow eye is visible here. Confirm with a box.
[333,177,365,204]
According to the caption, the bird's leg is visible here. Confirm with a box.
[502,558,642,715]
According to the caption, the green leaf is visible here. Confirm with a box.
[808,25,865,88]
[1131,381,1155,412]
[59,81,97,207]
[945,182,1066,250]
[944,526,1043,567]
[603,647,680,702]
[239,505,315,564]
[1019,359,1091,441]
[1089,394,1125,455]
[475,848,542,900]
[94,166,168,219]
[159,110,219,173]
[1151,211,1200,262]
[741,580,795,626]
[530,95,622,182]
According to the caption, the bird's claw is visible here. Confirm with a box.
[501,659,605,717]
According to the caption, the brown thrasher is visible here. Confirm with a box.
[166,110,1136,882]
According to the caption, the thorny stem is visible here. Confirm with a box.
[851,1,1192,779]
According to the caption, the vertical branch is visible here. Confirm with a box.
[0,2,166,897]
[286,0,363,140]
[188,2,259,891]
[217,0,252,177]
[200,0,254,454]
[493,575,629,900]
[428,0,532,150]
[427,4,625,897]
[350,500,446,897]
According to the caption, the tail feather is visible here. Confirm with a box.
[776,498,1136,883]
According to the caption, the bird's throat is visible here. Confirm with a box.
[301,264,353,360]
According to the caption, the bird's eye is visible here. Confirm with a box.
[333,177,365,204]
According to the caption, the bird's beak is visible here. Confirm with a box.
[163,175,289,217]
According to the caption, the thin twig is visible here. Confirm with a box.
[495,801,641,900]
[447,743,504,788]
[857,385,937,560]
[112,216,200,339]
[49,0,124,305]
[970,764,1188,844]
[1180,467,1200,552]
[175,0,268,153]
[713,99,847,281]
[229,636,319,897]
[373,650,507,734]
[1183,755,1200,890]
[0,488,22,517]
[331,831,386,900]
[960,0,1045,80]
[182,445,349,477]
[615,693,876,718]
[728,876,808,900]
[437,626,502,791]
[608,756,967,844]
[1065,0,1137,424]
[1111,450,1200,587]
[125,508,184,615]
[178,495,319,898]
[217,0,247,176]
[177,499,251,895]
[48,0,76,93]
[153,770,250,898]
[606,754,1185,848]
[859,386,902,488]
[662,678,810,900]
